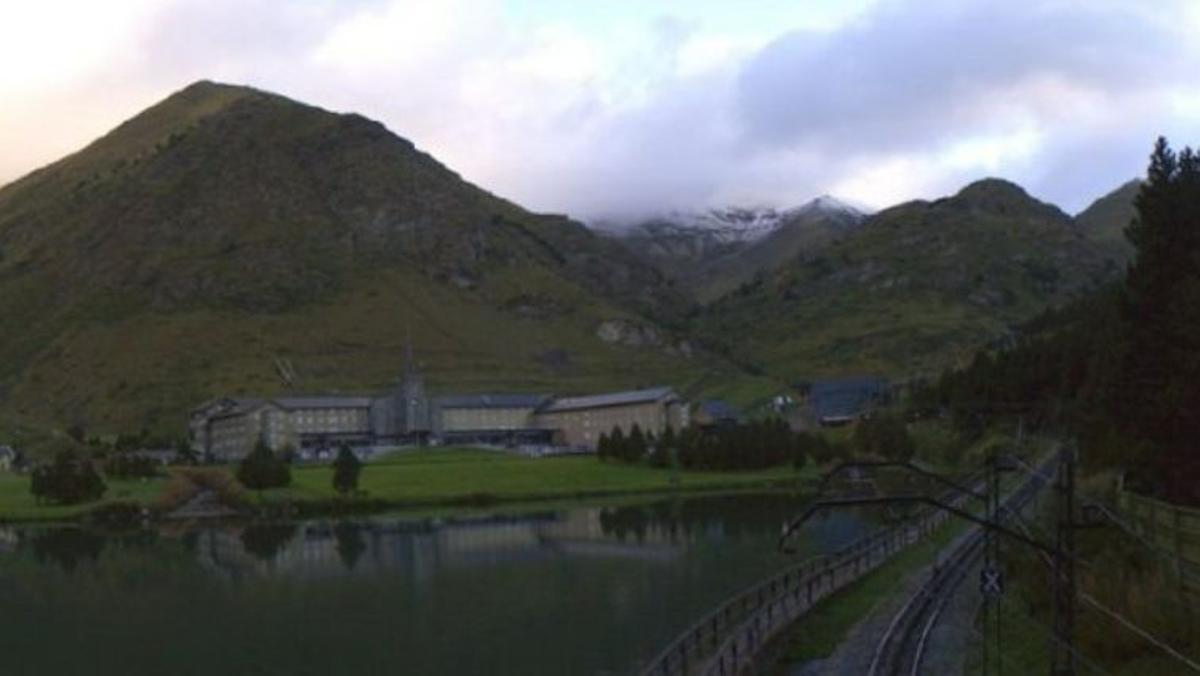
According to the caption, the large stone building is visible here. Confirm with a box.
[532,387,688,449]
[190,358,429,461]
[431,394,553,446]
[190,349,688,458]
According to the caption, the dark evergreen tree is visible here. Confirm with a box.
[332,444,363,497]
[236,441,292,492]
[627,424,647,462]
[29,451,107,505]
[1117,138,1200,499]
[652,425,677,468]
[608,426,627,462]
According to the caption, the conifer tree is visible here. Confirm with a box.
[332,444,363,497]
[609,426,626,462]
[627,424,647,462]
[1118,138,1200,498]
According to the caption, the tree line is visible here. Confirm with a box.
[236,441,363,497]
[914,138,1200,503]
[598,419,826,471]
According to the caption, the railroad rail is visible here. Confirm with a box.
[866,453,1056,676]
[639,470,985,676]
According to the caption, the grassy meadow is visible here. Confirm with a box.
[0,447,813,521]
[258,448,810,506]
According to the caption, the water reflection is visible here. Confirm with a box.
[334,521,366,570]
[0,492,881,676]
[28,528,106,572]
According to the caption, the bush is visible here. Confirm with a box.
[332,444,363,497]
[157,467,246,511]
[30,451,107,505]
[853,412,916,462]
[236,442,291,491]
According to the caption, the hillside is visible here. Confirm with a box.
[1075,179,1140,264]
[0,81,767,437]
[690,178,1121,382]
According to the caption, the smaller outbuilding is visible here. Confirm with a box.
[807,376,891,426]
[693,399,742,429]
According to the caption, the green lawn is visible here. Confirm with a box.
[258,448,809,506]
[0,472,166,521]
[0,448,811,520]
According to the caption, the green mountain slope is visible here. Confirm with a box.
[1074,179,1140,264]
[689,204,864,302]
[0,81,762,436]
[690,178,1121,381]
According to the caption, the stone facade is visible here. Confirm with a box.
[533,387,688,449]
[190,358,429,460]
[190,360,686,458]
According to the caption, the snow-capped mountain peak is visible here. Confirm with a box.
[795,194,871,218]
[592,195,870,245]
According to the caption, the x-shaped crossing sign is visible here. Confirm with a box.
[980,566,1004,597]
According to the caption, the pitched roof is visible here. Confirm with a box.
[539,387,676,413]
[434,394,551,410]
[809,377,889,420]
[273,396,374,410]
[699,399,741,421]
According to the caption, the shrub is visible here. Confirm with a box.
[332,444,363,497]
[236,442,291,492]
[30,451,107,505]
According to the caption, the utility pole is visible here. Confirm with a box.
[1051,445,1077,676]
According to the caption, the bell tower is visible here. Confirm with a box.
[398,332,430,438]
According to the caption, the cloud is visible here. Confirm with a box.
[1,0,1198,219]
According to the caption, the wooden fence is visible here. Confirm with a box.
[1116,490,1200,592]
[640,455,1056,676]
[638,485,966,676]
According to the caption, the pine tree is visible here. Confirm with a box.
[654,426,677,468]
[237,440,291,492]
[627,424,647,462]
[609,426,626,463]
[1118,138,1200,499]
[332,444,363,497]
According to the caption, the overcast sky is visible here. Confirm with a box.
[2,0,1198,220]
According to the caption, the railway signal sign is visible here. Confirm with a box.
[981,566,1004,597]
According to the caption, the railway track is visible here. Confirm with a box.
[866,455,1055,676]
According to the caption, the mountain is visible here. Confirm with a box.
[690,178,1122,381]
[606,196,868,302]
[0,81,765,436]
[689,197,868,302]
[1075,179,1140,264]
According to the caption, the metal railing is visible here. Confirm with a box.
[639,485,963,676]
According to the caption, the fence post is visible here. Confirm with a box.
[1177,504,1185,578]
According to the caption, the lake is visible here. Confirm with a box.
[0,492,877,675]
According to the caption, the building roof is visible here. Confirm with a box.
[434,394,551,410]
[539,387,676,413]
[809,377,889,421]
[273,396,374,410]
[698,399,741,422]
[203,397,272,420]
